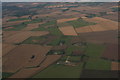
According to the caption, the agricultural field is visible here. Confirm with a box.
[2,2,119,79]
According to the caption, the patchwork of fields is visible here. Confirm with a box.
[2,2,119,79]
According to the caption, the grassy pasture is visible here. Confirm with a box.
[32,20,62,36]
[32,63,83,78]
[67,19,96,28]
[85,58,111,70]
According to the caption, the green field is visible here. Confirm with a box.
[32,20,63,36]
[22,35,72,45]
[67,19,96,28]
[85,43,105,58]
[85,58,111,70]
[83,43,111,70]
[48,36,72,46]
[4,18,44,31]
[8,18,29,22]
[33,63,84,78]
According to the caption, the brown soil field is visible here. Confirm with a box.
[102,12,118,22]
[89,24,108,32]
[76,17,118,34]
[75,26,92,33]
[102,44,119,61]
[3,20,30,27]
[9,55,61,78]
[0,43,2,57]
[3,44,52,73]
[22,22,44,31]
[84,17,118,25]
[79,30,118,44]
[20,15,30,18]
[32,14,52,19]
[57,17,78,23]
[59,26,77,36]
[3,31,49,43]
[2,43,17,56]
[71,6,112,14]
[3,31,21,38]
[60,11,86,18]
[111,62,120,70]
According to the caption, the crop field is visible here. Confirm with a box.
[33,63,84,78]
[75,17,118,34]
[83,43,112,70]
[3,31,49,43]
[75,26,92,33]
[111,62,120,70]
[3,20,30,27]
[3,23,27,31]
[48,36,72,46]
[21,23,44,31]
[3,44,52,73]
[57,18,78,23]
[67,19,96,28]
[102,44,118,61]
[2,43,17,56]
[85,58,111,70]
[9,55,61,78]
[32,20,63,36]
[59,26,77,36]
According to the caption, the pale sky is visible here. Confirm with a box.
[1,0,120,2]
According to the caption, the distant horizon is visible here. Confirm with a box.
[1,0,119,2]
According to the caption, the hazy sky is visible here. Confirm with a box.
[1,0,119,2]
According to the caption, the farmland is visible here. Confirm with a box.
[2,2,119,79]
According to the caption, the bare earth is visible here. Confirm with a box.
[2,43,17,56]
[57,17,78,23]
[3,44,52,73]
[22,22,44,31]
[59,26,77,36]
[111,62,120,70]
[75,17,118,33]
[9,55,61,78]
